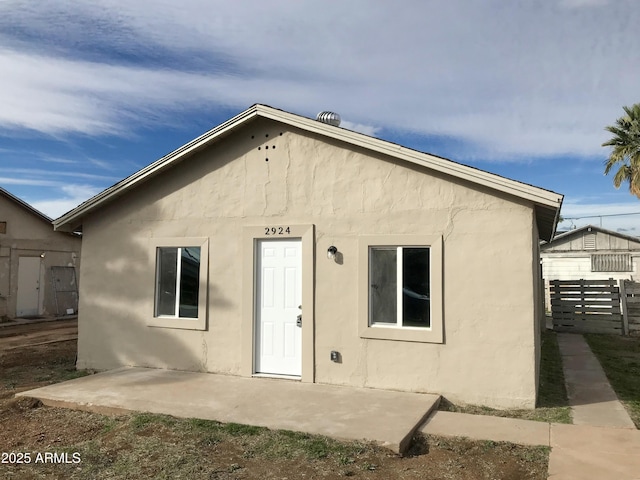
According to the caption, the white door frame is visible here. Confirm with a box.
[241,225,315,383]
[254,238,302,377]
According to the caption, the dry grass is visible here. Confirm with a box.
[440,330,572,424]
[584,333,640,428]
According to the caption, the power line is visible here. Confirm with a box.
[562,212,640,220]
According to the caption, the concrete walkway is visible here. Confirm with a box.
[557,332,635,429]
[422,332,639,479]
[17,366,440,454]
[421,412,640,479]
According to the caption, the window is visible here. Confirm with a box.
[155,247,201,318]
[0,221,6,234]
[369,247,430,328]
[358,235,443,343]
[149,237,208,330]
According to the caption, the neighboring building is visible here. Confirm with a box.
[0,188,81,319]
[54,104,563,409]
[541,225,640,309]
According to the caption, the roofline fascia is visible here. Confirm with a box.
[54,106,261,230]
[546,224,640,245]
[1,187,53,225]
[257,106,563,209]
[54,104,563,230]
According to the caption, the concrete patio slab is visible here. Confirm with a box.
[557,333,636,429]
[17,366,440,454]
[420,410,551,446]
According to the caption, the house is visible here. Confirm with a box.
[541,225,640,309]
[0,188,81,319]
[53,105,563,409]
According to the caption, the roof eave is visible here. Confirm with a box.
[54,104,563,233]
[257,106,564,210]
[54,105,263,231]
[542,223,640,247]
[1,187,53,225]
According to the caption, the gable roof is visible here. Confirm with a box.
[53,104,563,240]
[542,224,640,249]
[0,187,53,225]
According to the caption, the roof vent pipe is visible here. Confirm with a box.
[316,111,341,127]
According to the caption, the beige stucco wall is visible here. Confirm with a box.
[532,214,542,397]
[77,117,539,408]
[0,194,81,318]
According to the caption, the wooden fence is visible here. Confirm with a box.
[620,280,640,336]
[550,279,623,335]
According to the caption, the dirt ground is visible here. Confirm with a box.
[0,321,549,479]
[0,319,78,350]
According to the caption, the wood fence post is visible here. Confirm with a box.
[580,279,585,320]
[620,279,630,336]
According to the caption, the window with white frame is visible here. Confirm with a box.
[359,235,442,343]
[369,246,431,328]
[155,246,201,318]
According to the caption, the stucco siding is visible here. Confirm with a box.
[76,118,538,408]
[0,193,81,318]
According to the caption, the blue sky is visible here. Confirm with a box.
[1,0,639,232]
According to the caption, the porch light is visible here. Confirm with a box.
[327,246,338,260]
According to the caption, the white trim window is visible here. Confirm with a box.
[359,235,442,343]
[155,246,201,318]
[369,246,431,328]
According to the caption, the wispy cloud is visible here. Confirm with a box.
[0,177,62,187]
[340,121,381,137]
[0,0,637,161]
[562,202,640,218]
[29,184,103,219]
[2,168,120,182]
[40,156,78,164]
[89,158,114,170]
[559,0,609,8]
[559,201,640,232]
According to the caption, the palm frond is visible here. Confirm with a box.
[612,165,631,189]
[603,103,640,197]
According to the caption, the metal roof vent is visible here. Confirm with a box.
[316,111,341,127]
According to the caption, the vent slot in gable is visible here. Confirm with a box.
[583,233,596,250]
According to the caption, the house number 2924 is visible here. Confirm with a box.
[264,226,291,235]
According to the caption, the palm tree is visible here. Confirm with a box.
[603,103,640,198]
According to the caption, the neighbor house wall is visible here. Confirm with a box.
[540,228,640,310]
[0,194,81,318]
[77,117,539,408]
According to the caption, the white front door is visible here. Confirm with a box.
[16,257,42,317]
[255,239,302,377]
